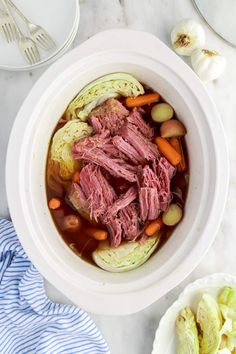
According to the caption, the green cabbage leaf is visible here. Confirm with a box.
[218,287,236,352]
[175,307,199,354]
[197,294,222,354]
[50,120,92,180]
[92,235,159,273]
[65,73,144,120]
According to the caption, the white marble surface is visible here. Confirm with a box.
[1,1,236,353]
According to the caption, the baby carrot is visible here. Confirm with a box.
[85,228,108,241]
[72,170,80,183]
[125,93,160,108]
[170,137,187,172]
[155,137,181,166]
[48,197,61,210]
[145,218,163,236]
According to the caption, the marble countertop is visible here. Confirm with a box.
[1,0,236,353]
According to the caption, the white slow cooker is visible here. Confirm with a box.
[6,29,229,315]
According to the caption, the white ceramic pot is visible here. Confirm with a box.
[6,30,229,315]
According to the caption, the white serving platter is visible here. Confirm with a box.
[152,273,236,354]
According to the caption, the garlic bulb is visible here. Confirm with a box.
[171,19,205,56]
[191,48,226,82]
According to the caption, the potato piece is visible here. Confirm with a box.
[162,204,182,226]
[63,214,82,233]
[151,103,174,122]
[160,119,186,138]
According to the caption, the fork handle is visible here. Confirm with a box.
[0,0,23,37]
[7,0,31,25]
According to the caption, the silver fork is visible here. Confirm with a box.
[1,0,40,64]
[0,6,17,42]
[8,0,55,50]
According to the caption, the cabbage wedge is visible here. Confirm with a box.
[197,294,222,354]
[176,307,199,354]
[65,73,144,120]
[92,235,159,273]
[218,287,236,352]
[50,120,92,180]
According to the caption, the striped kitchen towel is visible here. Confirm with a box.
[0,218,110,354]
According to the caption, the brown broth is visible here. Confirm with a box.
[46,89,189,268]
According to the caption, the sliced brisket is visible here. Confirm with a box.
[112,135,143,164]
[139,187,160,221]
[78,163,116,220]
[88,98,129,135]
[119,123,159,162]
[127,107,154,139]
[119,203,140,241]
[72,141,137,182]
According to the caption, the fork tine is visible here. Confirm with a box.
[37,34,50,48]
[4,24,11,42]
[25,49,33,65]
[30,47,37,64]
[38,33,54,49]
[30,45,39,64]
[42,33,55,47]
[35,35,47,49]
[33,46,40,62]
[28,48,35,64]
[1,25,9,42]
[7,23,14,41]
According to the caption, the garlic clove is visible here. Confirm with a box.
[171,19,205,56]
[191,48,226,82]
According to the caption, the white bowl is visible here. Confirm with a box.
[6,29,229,315]
[152,273,236,353]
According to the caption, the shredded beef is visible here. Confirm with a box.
[127,107,154,139]
[119,123,159,161]
[78,163,116,220]
[70,98,175,247]
[88,98,129,135]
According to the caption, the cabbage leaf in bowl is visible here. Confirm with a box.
[176,307,199,354]
[50,120,92,180]
[65,73,145,120]
[218,287,236,352]
[92,235,159,273]
[197,294,222,354]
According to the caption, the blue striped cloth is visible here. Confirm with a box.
[0,218,110,354]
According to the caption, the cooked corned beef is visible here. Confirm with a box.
[127,107,154,139]
[72,143,137,182]
[141,165,161,189]
[112,135,143,164]
[71,98,175,247]
[139,187,160,221]
[119,203,139,241]
[79,164,116,220]
[88,98,129,135]
[119,123,159,161]
[156,157,175,211]
[106,218,123,248]
[104,186,137,222]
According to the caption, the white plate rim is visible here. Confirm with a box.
[152,273,236,354]
[0,0,80,71]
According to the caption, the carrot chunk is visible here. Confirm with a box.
[48,197,61,210]
[125,93,160,108]
[155,137,181,166]
[170,137,187,172]
[145,218,163,236]
[85,228,108,241]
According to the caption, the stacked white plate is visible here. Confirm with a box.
[0,0,80,70]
